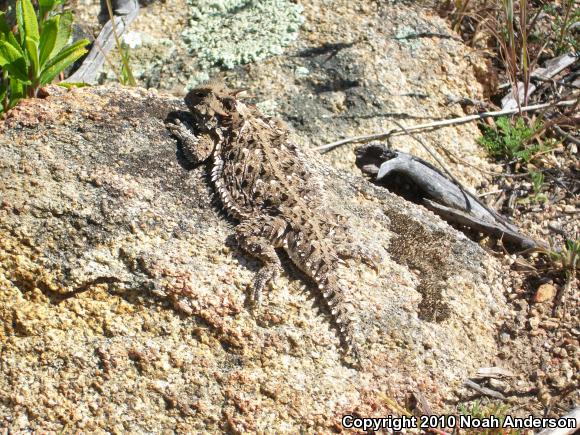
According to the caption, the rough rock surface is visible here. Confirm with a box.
[0,86,504,432]
[75,0,493,187]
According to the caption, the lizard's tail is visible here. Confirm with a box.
[319,276,361,364]
[285,232,361,364]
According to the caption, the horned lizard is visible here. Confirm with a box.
[167,80,378,363]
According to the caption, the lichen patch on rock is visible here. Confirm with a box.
[182,0,303,82]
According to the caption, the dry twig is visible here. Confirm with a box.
[464,379,506,400]
[316,100,577,153]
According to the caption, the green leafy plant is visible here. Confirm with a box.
[529,238,579,314]
[478,116,550,163]
[543,0,580,54]
[0,0,89,114]
[537,239,580,277]
[517,169,548,204]
[529,169,547,202]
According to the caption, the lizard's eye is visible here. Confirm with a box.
[222,97,236,110]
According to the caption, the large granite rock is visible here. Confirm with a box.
[0,85,504,432]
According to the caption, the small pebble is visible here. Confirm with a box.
[499,332,511,344]
[533,283,556,303]
[540,320,559,330]
[489,378,507,392]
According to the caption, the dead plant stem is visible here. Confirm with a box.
[315,100,576,153]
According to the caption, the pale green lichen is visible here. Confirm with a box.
[183,0,304,70]
[255,99,279,117]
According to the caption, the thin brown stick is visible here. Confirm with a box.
[464,379,506,399]
[315,100,576,153]
[552,272,575,317]
[553,124,580,146]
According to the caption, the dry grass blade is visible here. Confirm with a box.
[104,0,135,86]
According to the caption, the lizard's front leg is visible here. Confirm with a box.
[166,118,216,164]
[235,216,288,306]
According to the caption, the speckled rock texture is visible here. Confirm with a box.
[0,86,504,432]
[77,0,493,187]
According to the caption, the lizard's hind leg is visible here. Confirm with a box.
[235,216,288,306]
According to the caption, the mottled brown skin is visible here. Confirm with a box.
[168,80,378,364]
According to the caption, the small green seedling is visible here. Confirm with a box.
[478,116,551,163]
[540,239,579,277]
[0,0,89,114]
[531,238,579,315]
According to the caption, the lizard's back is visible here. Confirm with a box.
[219,106,321,220]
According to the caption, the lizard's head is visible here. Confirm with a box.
[184,80,243,123]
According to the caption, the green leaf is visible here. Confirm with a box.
[25,36,39,77]
[0,82,7,111]
[39,17,58,67]
[57,81,90,89]
[0,12,11,37]
[0,13,25,59]
[21,0,40,42]
[16,1,25,45]
[0,40,30,83]
[39,0,59,6]
[6,31,25,58]
[39,38,88,86]
[53,11,72,55]
[9,79,25,108]
[40,0,64,10]
[42,38,88,71]
[39,0,65,25]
